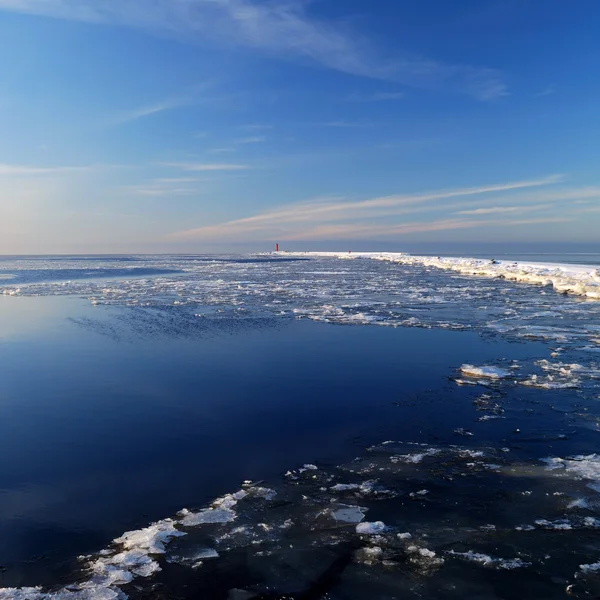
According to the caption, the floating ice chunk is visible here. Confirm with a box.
[515,525,535,531]
[355,546,383,563]
[356,521,387,534]
[390,449,439,464]
[331,505,367,524]
[457,449,485,458]
[213,490,248,509]
[331,483,361,492]
[521,375,580,390]
[406,545,445,567]
[193,548,220,560]
[584,517,600,528]
[567,498,591,509]
[0,589,46,600]
[580,561,600,574]
[448,551,530,569]
[454,428,474,437]
[179,508,236,526]
[542,455,600,492]
[246,487,277,501]
[113,519,184,555]
[460,365,510,379]
[534,519,573,530]
[299,464,318,473]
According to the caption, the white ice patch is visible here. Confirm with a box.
[390,448,440,464]
[286,252,600,300]
[580,561,600,574]
[331,483,361,492]
[460,365,511,379]
[447,551,530,569]
[356,521,387,535]
[542,454,600,493]
[179,508,237,526]
[331,506,367,524]
[534,519,573,530]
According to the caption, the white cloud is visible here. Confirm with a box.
[325,120,369,128]
[456,203,551,215]
[282,217,572,241]
[234,136,266,144]
[121,176,208,196]
[207,147,237,154]
[0,0,507,99]
[123,185,200,196]
[239,124,273,131]
[168,175,564,241]
[0,163,91,176]
[160,162,250,172]
[346,91,405,102]
[536,85,556,97]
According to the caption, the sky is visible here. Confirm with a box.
[0,0,599,254]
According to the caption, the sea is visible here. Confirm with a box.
[1,251,600,599]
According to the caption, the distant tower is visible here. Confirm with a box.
[275,243,279,252]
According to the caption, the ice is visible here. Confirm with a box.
[460,365,511,379]
[0,590,45,600]
[355,546,383,564]
[406,545,445,568]
[179,508,237,526]
[0,517,184,599]
[521,376,579,389]
[390,448,440,463]
[567,498,591,509]
[534,519,573,530]
[356,521,387,534]
[285,252,600,300]
[580,562,600,574]
[447,551,530,569]
[542,454,600,492]
[331,483,361,492]
[331,506,367,524]
[7,439,600,597]
[113,519,184,554]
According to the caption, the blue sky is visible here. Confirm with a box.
[0,0,599,253]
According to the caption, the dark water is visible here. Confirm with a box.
[0,294,566,589]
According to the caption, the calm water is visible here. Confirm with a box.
[1,255,600,599]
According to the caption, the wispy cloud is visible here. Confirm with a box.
[121,177,208,196]
[239,124,273,131]
[0,163,92,176]
[325,121,370,128]
[107,94,200,126]
[168,174,564,241]
[346,91,405,102]
[456,204,551,216]
[207,147,237,154]
[160,162,250,172]
[123,185,200,197]
[234,136,266,144]
[0,0,507,99]
[282,217,572,241]
[536,85,556,97]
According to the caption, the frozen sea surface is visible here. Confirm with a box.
[1,253,600,599]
